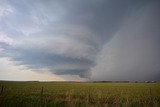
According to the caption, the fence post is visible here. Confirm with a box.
[41,86,43,97]
[40,87,44,107]
[149,88,152,101]
[0,86,4,95]
[87,87,90,103]
[148,88,153,106]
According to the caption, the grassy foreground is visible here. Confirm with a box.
[0,81,160,107]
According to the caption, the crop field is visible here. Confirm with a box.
[0,81,160,107]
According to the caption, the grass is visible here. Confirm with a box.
[0,81,160,107]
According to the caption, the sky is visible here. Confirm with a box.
[0,0,160,81]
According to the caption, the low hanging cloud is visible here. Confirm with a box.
[0,0,160,81]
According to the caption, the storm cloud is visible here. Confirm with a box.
[0,0,160,81]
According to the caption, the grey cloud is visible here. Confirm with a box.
[4,45,95,78]
[55,69,91,78]
[91,0,160,81]
[61,0,130,43]
[1,0,160,80]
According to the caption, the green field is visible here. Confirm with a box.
[0,81,160,107]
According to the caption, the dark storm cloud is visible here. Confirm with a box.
[4,45,94,70]
[91,0,160,81]
[1,0,160,80]
[60,0,130,45]
[0,0,130,78]
[55,69,91,78]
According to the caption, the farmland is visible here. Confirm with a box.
[0,81,160,107]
